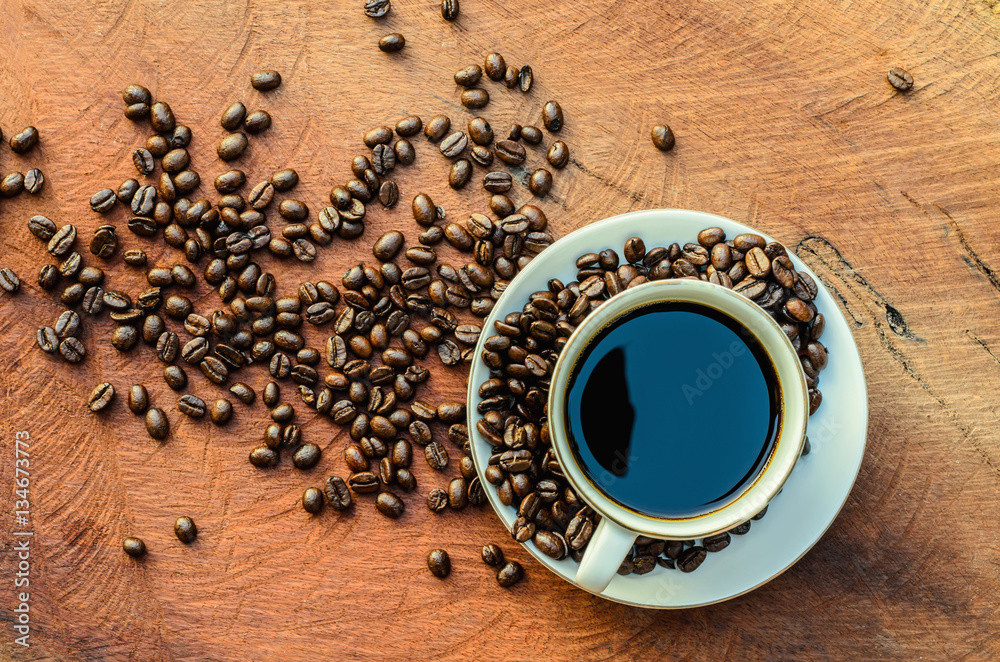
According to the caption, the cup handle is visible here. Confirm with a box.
[575,518,637,593]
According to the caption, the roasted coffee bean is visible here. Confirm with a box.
[38,265,58,291]
[461,88,489,109]
[150,101,176,132]
[392,117,422,140]
[55,310,81,338]
[111,325,139,351]
[126,384,149,415]
[131,185,156,216]
[518,64,533,92]
[91,188,117,213]
[28,215,57,241]
[10,126,39,153]
[483,171,513,193]
[221,101,247,131]
[90,226,118,258]
[302,487,324,514]
[364,0,391,17]
[441,0,459,20]
[378,33,405,52]
[0,268,20,294]
[520,125,542,144]
[427,548,451,578]
[676,546,708,572]
[496,561,524,587]
[323,476,352,510]
[249,445,279,467]
[122,83,151,106]
[251,70,282,90]
[651,123,676,151]
[376,491,405,518]
[504,66,519,88]
[124,102,149,120]
[218,133,248,161]
[449,159,472,189]
[0,172,24,197]
[447,477,468,509]
[210,399,233,425]
[546,140,569,168]
[164,365,187,390]
[145,407,169,440]
[88,382,115,412]
[122,537,147,558]
[424,115,451,142]
[887,67,913,91]
[23,168,44,194]
[426,488,448,512]
[133,148,155,175]
[59,337,86,363]
[178,394,206,418]
[241,109,271,134]
[37,327,58,353]
[293,443,322,470]
[424,442,449,470]
[378,180,399,207]
[494,140,526,165]
[440,131,468,158]
[484,52,506,80]
[528,169,552,196]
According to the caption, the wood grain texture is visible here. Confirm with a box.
[0,0,998,659]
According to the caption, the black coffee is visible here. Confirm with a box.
[565,302,781,519]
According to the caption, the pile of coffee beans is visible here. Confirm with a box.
[474,229,826,575]
[0,125,45,295]
[23,51,564,578]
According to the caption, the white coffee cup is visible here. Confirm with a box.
[546,279,809,593]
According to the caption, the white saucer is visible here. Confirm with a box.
[466,209,868,609]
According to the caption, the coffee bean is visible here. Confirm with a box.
[111,325,139,351]
[546,141,569,168]
[28,215,56,241]
[59,337,86,363]
[424,442,449,470]
[651,124,676,151]
[364,0,391,17]
[302,487,324,514]
[218,133,248,161]
[249,445,279,467]
[504,66,519,88]
[251,70,282,90]
[10,126,39,154]
[378,33,405,52]
[483,171,512,193]
[517,64,533,92]
[221,102,247,131]
[128,385,149,415]
[378,180,399,207]
[887,67,913,91]
[145,408,169,440]
[494,140,526,165]
[427,548,451,578]
[23,168,44,194]
[0,268,19,293]
[124,103,149,120]
[38,265,57,290]
[90,226,118,258]
[519,126,542,145]
[174,516,197,544]
[425,488,448,512]
[164,365,187,391]
[440,131,468,158]
[241,109,270,134]
[528,169,552,196]
[210,399,234,425]
[317,476,351,512]
[460,89,489,109]
[0,172,23,197]
[496,561,523,587]
[293,443,322,469]
[534,530,567,559]
[122,84,151,105]
[131,185,156,216]
[449,159,472,189]
[541,101,563,131]
[90,188,117,213]
[484,52,506,80]
[87,382,115,412]
[54,310,80,338]
[440,0,459,19]
[36,327,58,353]
[150,101,175,132]
[676,546,707,572]
[375,491,405,518]
[133,148,155,175]
[228,380,256,404]
[122,537,147,558]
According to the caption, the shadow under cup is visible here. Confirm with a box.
[547,280,809,593]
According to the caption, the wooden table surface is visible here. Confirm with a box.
[1,0,998,659]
